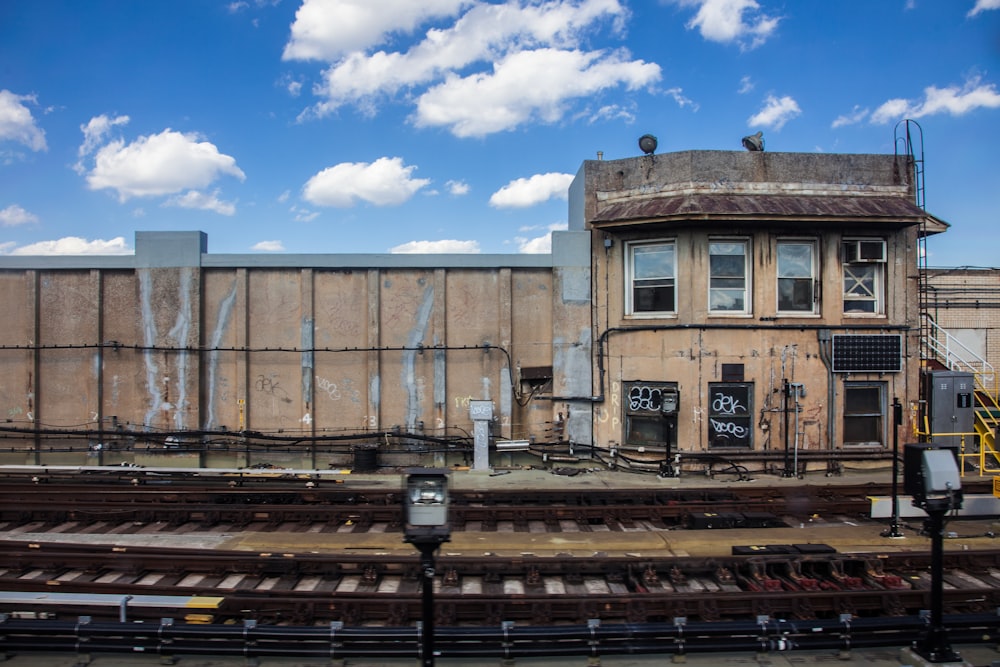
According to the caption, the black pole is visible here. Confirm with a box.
[883,398,904,538]
[782,379,793,477]
[913,503,961,663]
[418,542,439,667]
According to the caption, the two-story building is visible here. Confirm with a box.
[566,149,945,475]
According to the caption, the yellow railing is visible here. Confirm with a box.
[914,413,1000,477]
[935,431,1000,476]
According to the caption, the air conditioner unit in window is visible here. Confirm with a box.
[842,239,886,263]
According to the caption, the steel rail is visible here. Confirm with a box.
[0,612,996,661]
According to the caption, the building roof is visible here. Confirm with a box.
[589,193,948,235]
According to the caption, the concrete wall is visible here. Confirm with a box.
[0,233,579,468]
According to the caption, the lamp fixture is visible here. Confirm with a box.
[638,134,658,155]
[741,131,764,151]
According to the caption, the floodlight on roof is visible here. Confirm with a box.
[638,134,658,155]
[742,131,764,151]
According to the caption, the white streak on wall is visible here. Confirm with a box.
[167,269,192,430]
[138,271,162,428]
[204,280,237,430]
[401,285,434,429]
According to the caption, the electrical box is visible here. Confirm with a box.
[925,370,975,449]
[661,390,678,415]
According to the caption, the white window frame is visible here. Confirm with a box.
[708,239,751,315]
[776,239,818,315]
[842,238,885,316]
[626,240,677,316]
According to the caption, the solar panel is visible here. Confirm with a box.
[831,334,902,373]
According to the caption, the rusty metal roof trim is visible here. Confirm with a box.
[590,194,948,234]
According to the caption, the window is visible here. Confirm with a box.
[843,382,885,447]
[709,240,749,314]
[627,241,675,315]
[777,241,817,313]
[623,381,678,448]
[708,382,753,448]
[842,239,885,314]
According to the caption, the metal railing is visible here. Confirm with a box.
[921,314,996,397]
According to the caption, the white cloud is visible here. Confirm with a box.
[665,87,698,111]
[296,0,657,135]
[78,114,130,158]
[6,236,132,256]
[302,156,430,207]
[489,172,574,208]
[308,0,631,116]
[85,128,245,201]
[164,189,237,216]
[738,75,754,94]
[283,0,468,61]
[0,90,47,152]
[0,204,40,226]
[588,104,636,123]
[514,221,568,253]
[968,0,1000,17]
[252,240,285,251]
[870,75,1000,124]
[390,239,481,253]
[415,47,660,137]
[290,205,320,221]
[446,180,470,196]
[748,94,801,130]
[278,73,304,97]
[831,105,869,128]
[676,0,779,50]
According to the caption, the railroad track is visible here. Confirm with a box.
[2,541,1000,626]
[1,478,963,532]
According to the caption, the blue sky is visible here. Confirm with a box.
[1,0,998,266]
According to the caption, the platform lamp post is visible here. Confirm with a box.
[903,444,965,665]
[403,469,451,667]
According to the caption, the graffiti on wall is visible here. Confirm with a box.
[708,383,752,448]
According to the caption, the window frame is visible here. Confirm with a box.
[626,240,677,317]
[776,239,819,315]
[708,238,751,315]
[842,238,886,316]
[842,381,886,447]
[622,381,678,448]
[707,382,754,449]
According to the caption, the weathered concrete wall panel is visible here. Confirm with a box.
[101,271,143,429]
[200,270,244,432]
[444,270,501,432]
[312,270,370,433]
[510,269,555,441]
[247,270,306,432]
[38,270,99,428]
[135,267,201,431]
[0,272,35,428]
[379,271,438,432]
